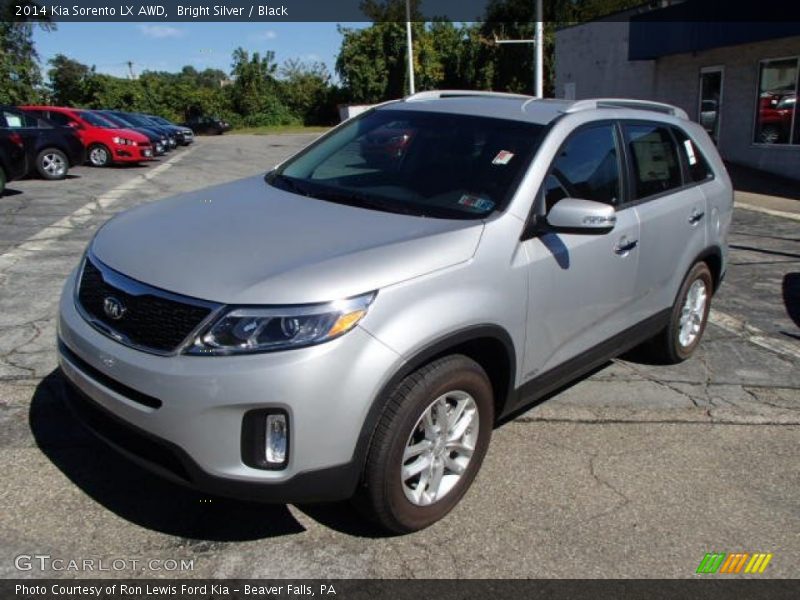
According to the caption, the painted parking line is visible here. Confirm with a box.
[709,308,800,360]
[0,147,195,274]
[735,201,800,222]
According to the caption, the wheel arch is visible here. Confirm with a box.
[695,245,724,294]
[351,325,517,477]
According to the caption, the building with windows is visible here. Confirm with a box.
[554,5,800,180]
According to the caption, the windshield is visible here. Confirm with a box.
[103,112,134,127]
[270,109,544,219]
[118,113,152,127]
[77,111,116,128]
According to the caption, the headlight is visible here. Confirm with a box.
[187,292,376,355]
[112,137,136,146]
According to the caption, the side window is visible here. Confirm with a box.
[47,111,72,127]
[673,128,714,183]
[624,123,683,199]
[1,110,25,128]
[545,124,620,210]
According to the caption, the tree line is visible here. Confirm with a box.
[1,0,644,127]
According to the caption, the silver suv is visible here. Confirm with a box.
[58,92,732,533]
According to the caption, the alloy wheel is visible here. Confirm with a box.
[678,279,708,347]
[401,390,479,506]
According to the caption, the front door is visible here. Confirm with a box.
[521,123,641,381]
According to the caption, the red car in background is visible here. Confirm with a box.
[756,92,796,144]
[20,106,154,167]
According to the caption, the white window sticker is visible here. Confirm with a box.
[492,150,515,165]
[683,139,697,165]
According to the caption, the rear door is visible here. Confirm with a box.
[623,121,709,321]
[522,122,641,378]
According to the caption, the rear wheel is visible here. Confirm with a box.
[36,148,69,180]
[0,167,6,195]
[357,355,494,533]
[88,144,111,167]
[651,262,713,364]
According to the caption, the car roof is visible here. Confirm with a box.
[378,91,688,125]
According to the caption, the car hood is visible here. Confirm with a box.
[91,175,484,305]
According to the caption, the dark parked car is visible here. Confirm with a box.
[0,128,27,195]
[0,106,84,180]
[112,112,177,149]
[95,110,169,155]
[184,115,230,135]
[142,114,194,146]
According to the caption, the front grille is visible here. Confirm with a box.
[77,256,215,354]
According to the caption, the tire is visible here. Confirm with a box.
[88,144,111,167]
[758,125,781,144]
[651,262,713,364]
[0,167,6,196]
[357,354,494,533]
[35,148,69,180]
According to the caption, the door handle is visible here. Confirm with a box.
[614,239,638,255]
[689,210,705,225]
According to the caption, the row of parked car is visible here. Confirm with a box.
[0,106,231,195]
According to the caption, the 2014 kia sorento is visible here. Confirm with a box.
[58,92,732,533]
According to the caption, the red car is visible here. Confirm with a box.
[756,92,796,144]
[21,106,154,166]
[359,122,417,166]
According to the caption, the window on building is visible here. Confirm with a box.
[754,57,799,145]
[624,124,683,199]
[673,128,714,183]
[545,125,621,209]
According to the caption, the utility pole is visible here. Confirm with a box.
[534,0,543,98]
[405,0,415,95]
[493,0,544,96]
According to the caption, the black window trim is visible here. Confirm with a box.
[522,119,629,240]
[534,118,628,209]
[618,119,715,208]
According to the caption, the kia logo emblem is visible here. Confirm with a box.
[103,296,126,320]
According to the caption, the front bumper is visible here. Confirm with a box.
[57,270,402,501]
[113,145,153,162]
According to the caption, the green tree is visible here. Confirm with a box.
[47,54,93,105]
[279,59,335,125]
[0,2,54,104]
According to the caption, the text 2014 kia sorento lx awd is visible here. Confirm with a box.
[58,92,732,533]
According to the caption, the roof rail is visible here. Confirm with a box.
[564,98,688,120]
[405,89,534,102]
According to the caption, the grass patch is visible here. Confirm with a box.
[232,125,331,135]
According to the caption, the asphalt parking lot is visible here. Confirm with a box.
[0,135,798,579]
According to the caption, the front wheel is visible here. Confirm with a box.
[357,355,494,533]
[88,144,111,167]
[651,262,713,364]
[0,167,6,195]
[36,148,69,180]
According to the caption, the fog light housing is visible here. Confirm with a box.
[265,414,287,464]
[241,409,289,470]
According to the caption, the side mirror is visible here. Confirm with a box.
[68,121,83,130]
[544,198,616,235]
